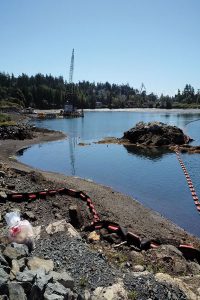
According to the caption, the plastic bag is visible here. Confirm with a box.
[5,212,35,251]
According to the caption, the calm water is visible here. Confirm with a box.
[18,110,200,237]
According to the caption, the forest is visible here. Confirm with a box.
[0,72,200,110]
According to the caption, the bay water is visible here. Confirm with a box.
[17,110,200,237]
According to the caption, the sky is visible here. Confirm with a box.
[0,0,200,96]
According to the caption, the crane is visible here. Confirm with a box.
[140,82,146,94]
[69,48,74,84]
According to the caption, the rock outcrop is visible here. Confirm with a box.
[123,122,191,146]
[0,124,34,140]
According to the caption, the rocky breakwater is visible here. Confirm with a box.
[123,122,191,147]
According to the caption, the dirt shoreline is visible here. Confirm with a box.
[0,128,200,247]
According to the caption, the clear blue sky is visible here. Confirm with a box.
[0,0,200,96]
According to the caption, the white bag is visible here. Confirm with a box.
[5,212,34,246]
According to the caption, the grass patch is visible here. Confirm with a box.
[79,276,88,287]
[0,114,16,126]
[128,290,138,299]
[0,113,11,122]
[104,250,128,268]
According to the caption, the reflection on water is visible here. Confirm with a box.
[123,145,173,160]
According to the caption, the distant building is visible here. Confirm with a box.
[23,107,34,114]
[64,102,74,113]
[96,101,103,108]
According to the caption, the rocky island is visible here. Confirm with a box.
[123,121,191,146]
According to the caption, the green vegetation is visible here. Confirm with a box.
[79,276,88,287]
[128,290,138,300]
[0,113,11,122]
[0,113,16,126]
[0,72,200,109]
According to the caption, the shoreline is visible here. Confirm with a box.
[0,128,200,247]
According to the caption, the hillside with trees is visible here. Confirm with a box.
[0,72,200,110]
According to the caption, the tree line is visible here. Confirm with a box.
[0,72,200,110]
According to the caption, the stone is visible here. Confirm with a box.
[29,285,43,300]
[173,260,187,275]
[155,273,197,300]
[33,226,42,241]
[132,264,145,272]
[0,283,8,297]
[6,184,15,190]
[44,294,64,300]
[1,265,10,274]
[0,192,7,201]
[158,245,183,258]
[34,268,53,290]
[103,233,121,244]
[0,296,9,300]
[10,259,20,280]
[69,205,83,228]
[0,268,9,284]
[29,268,53,300]
[0,253,9,266]
[20,282,32,295]
[45,220,80,238]
[187,261,200,275]
[3,243,29,262]
[123,122,190,146]
[23,211,37,221]
[52,202,62,209]
[54,213,62,220]
[18,257,26,271]
[27,257,54,273]
[16,270,36,282]
[92,282,128,300]
[129,250,144,265]
[50,271,74,289]
[8,282,27,300]
[88,231,100,242]
[44,282,69,296]
[84,290,91,300]
[0,171,5,178]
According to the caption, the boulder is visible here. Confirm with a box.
[69,205,83,228]
[27,257,54,273]
[123,122,191,146]
[155,273,196,300]
[50,271,74,289]
[16,270,36,283]
[30,269,53,300]
[10,259,20,280]
[0,268,9,285]
[3,243,29,263]
[132,265,145,272]
[45,220,80,238]
[92,281,128,300]
[8,282,27,300]
[88,231,100,242]
[44,282,70,297]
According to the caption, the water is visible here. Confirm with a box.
[18,110,200,237]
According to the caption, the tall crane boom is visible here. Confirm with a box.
[69,48,74,84]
